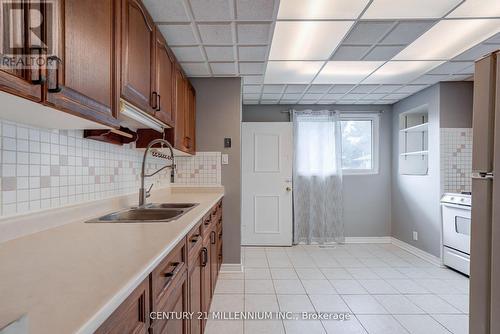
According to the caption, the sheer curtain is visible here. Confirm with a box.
[293,110,344,244]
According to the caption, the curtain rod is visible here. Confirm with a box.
[280,109,385,114]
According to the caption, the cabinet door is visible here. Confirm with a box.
[210,229,218,295]
[188,248,203,334]
[0,0,42,102]
[94,278,150,334]
[201,236,212,322]
[184,83,196,154]
[173,67,187,150]
[153,29,174,127]
[121,0,155,115]
[45,0,119,127]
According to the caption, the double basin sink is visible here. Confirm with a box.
[86,203,198,224]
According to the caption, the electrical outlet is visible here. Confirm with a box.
[412,231,418,241]
[222,154,229,165]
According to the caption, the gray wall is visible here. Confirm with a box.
[242,104,393,238]
[440,81,474,128]
[391,85,442,257]
[192,78,242,264]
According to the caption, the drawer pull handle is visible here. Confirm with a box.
[204,217,211,225]
[190,233,200,243]
[201,247,208,267]
[211,231,216,244]
[47,56,62,93]
[162,261,182,291]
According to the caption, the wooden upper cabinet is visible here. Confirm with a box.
[153,29,175,127]
[121,0,155,115]
[172,66,187,148]
[185,82,196,154]
[0,0,43,102]
[44,0,120,127]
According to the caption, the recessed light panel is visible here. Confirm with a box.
[394,19,500,60]
[264,61,324,84]
[314,61,384,84]
[269,21,354,61]
[363,61,444,84]
[362,0,461,19]
[277,0,370,19]
[447,0,500,18]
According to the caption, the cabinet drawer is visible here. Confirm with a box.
[151,239,186,311]
[186,220,202,257]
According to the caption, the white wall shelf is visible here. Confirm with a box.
[400,150,429,156]
[399,108,429,175]
[400,122,428,133]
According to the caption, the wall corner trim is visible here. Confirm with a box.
[220,263,244,273]
[345,237,392,244]
[391,237,443,267]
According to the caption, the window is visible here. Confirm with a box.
[340,113,380,175]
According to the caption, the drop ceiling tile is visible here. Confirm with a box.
[158,25,197,45]
[243,85,262,93]
[143,0,189,22]
[447,0,500,18]
[343,93,366,100]
[205,46,235,61]
[303,93,323,100]
[263,85,285,93]
[350,84,379,93]
[396,84,428,94]
[384,93,410,100]
[456,65,474,75]
[277,0,370,19]
[244,100,260,104]
[314,61,384,84]
[363,93,387,99]
[171,46,205,62]
[307,85,332,93]
[362,0,461,19]
[190,0,233,21]
[336,100,358,104]
[485,33,500,44]
[262,93,282,100]
[427,61,474,75]
[210,62,237,75]
[298,99,319,104]
[324,93,346,99]
[380,21,436,45]
[448,74,473,81]
[236,0,275,20]
[280,100,297,104]
[343,22,395,45]
[243,75,264,85]
[198,24,233,44]
[239,62,265,75]
[285,85,308,93]
[282,93,302,99]
[453,43,500,61]
[372,84,401,93]
[238,46,268,61]
[364,45,406,61]
[411,74,451,85]
[317,99,336,104]
[375,100,396,104]
[330,85,355,93]
[243,93,261,99]
[269,21,354,60]
[261,99,280,104]
[264,61,323,84]
[363,61,444,84]
[331,45,371,61]
[237,23,271,44]
[181,62,211,76]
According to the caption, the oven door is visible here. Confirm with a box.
[442,203,471,254]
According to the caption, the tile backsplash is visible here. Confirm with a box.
[0,119,221,218]
[441,128,473,194]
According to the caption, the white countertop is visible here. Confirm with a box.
[0,186,224,334]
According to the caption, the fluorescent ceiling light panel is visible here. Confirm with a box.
[269,21,354,61]
[362,0,461,19]
[394,19,500,60]
[314,61,384,84]
[264,61,324,84]
[277,0,370,19]
[448,0,500,18]
[363,61,444,84]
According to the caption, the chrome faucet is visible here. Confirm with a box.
[139,138,176,206]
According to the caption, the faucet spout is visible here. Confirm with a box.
[139,138,176,207]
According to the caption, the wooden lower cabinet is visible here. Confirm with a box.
[94,200,223,334]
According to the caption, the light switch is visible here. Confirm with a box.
[222,154,229,165]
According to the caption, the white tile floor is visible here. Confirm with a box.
[205,244,469,334]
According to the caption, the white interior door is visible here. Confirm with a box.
[242,122,293,246]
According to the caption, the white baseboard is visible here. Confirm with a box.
[345,237,392,244]
[220,263,243,272]
[391,237,443,267]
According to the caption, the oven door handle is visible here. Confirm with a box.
[441,203,471,210]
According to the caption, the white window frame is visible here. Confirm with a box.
[340,113,380,175]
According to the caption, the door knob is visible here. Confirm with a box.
[286,187,292,192]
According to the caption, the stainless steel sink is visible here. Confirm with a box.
[144,203,198,209]
[85,203,198,223]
